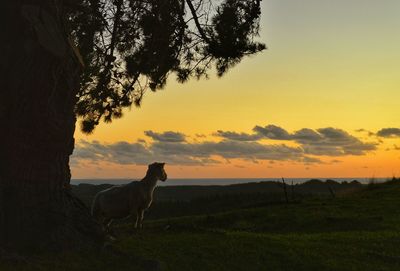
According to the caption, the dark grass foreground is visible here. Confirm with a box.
[2,179,400,270]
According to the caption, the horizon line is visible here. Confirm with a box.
[71,177,389,180]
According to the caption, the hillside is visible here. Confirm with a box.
[72,179,362,220]
[116,180,400,271]
[2,180,400,271]
[72,179,361,206]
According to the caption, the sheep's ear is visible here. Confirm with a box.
[161,162,165,167]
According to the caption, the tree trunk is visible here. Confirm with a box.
[0,0,103,251]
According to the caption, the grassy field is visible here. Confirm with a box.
[2,179,400,270]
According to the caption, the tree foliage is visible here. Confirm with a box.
[66,0,265,133]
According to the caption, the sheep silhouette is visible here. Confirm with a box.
[91,162,167,232]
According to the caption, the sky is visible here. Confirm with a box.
[71,0,400,179]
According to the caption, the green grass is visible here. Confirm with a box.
[118,231,400,271]
[3,179,400,270]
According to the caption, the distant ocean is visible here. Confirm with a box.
[71,177,388,186]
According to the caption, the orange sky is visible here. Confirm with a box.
[71,0,400,179]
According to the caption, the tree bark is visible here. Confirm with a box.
[0,0,103,251]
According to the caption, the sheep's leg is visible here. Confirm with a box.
[107,219,114,234]
[131,208,144,229]
[99,216,107,232]
[133,211,139,229]
[104,218,113,233]
[137,209,144,229]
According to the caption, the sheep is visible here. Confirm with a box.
[91,162,167,232]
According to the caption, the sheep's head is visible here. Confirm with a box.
[148,162,167,182]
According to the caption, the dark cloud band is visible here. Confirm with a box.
[144,130,186,142]
[72,124,379,167]
[376,128,400,138]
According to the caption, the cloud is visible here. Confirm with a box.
[253,125,292,140]
[376,128,400,138]
[217,125,378,156]
[72,140,153,165]
[331,159,343,163]
[317,127,350,140]
[72,139,313,167]
[152,140,305,163]
[355,129,375,136]
[193,141,304,161]
[292,128,322,142]
[215,125,294,141]
[297,127,377,156]
[72,125,379,168]
[302,156,323,164]
[144,130,186,142]
[214,130,262,141]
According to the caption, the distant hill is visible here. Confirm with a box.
[72,179,363,215]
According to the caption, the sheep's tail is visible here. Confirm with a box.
[91,193,101,221]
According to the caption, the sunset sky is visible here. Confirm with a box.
[71,0,400,179]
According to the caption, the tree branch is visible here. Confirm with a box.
[185,0,210,44]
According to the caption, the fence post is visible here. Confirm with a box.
[282,177,289,204]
